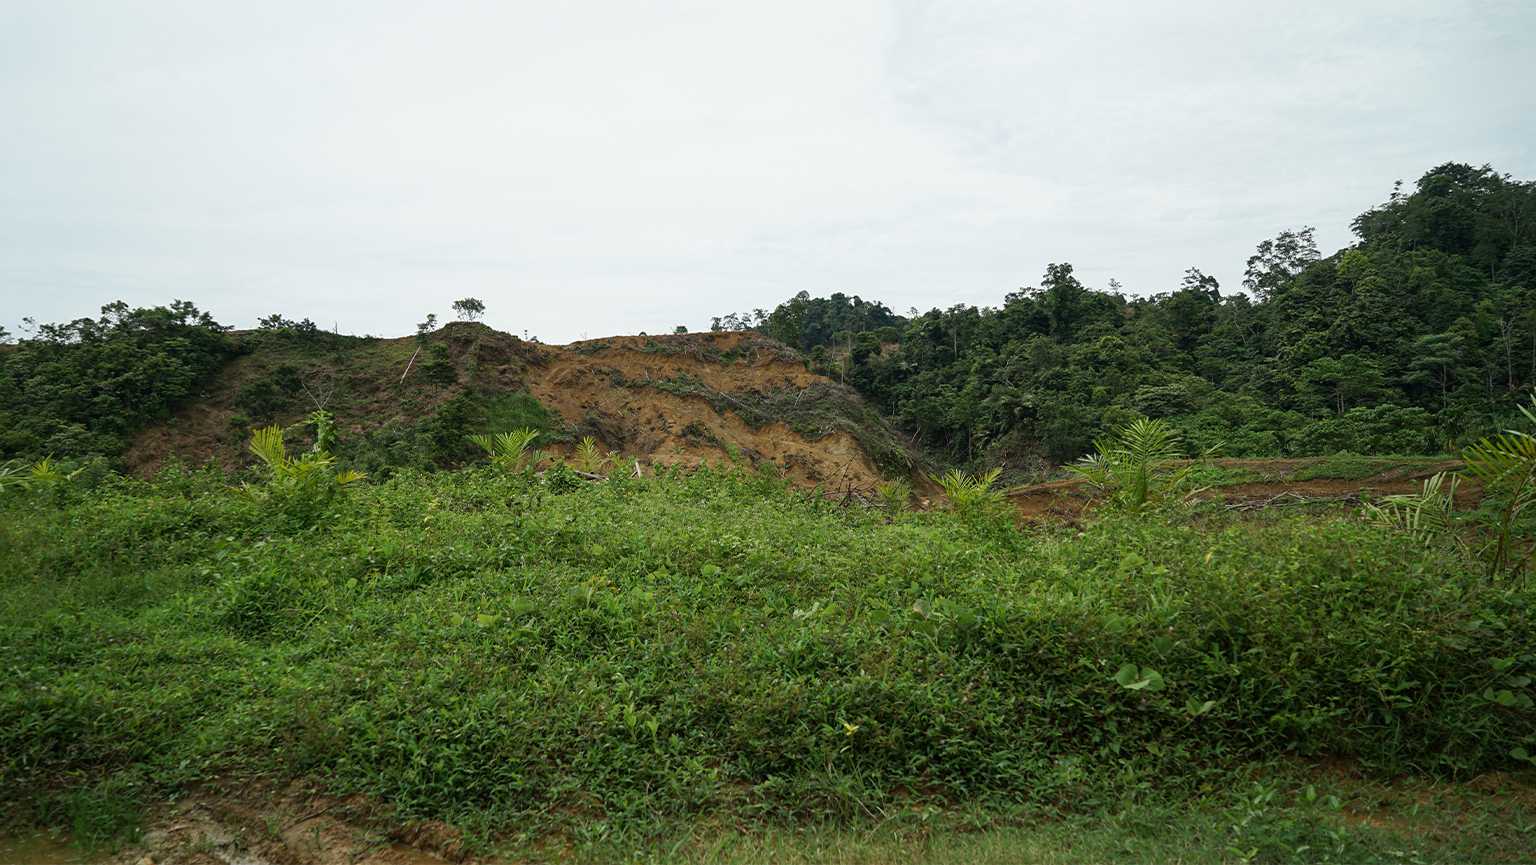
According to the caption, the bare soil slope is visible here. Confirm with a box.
[126,326,926,491]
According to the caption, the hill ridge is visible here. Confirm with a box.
[126,323,928,492]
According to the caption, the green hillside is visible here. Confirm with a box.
[725,162,1536,476]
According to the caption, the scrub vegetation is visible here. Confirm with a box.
[1,451,1533,862]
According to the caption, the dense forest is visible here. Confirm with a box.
[0,301,237,460]
[721,162,1536,465]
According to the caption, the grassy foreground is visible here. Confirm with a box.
[1,460,1534,862]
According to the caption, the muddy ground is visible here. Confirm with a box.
[7,777,467,865]
[13,763,1534,865]
[1006,458,1474,524]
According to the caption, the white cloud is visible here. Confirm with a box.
[2,0,1533,340]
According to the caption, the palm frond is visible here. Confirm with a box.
[1064,418,1215,515]
[0,459,26,491]
[1365,471,1461,547]
[938,467,1003,512]
[574,436,612,475]
[249,426,290,473]
[1065,453,1113,489]
[469,428,544,474]
[1461,432,1536,489]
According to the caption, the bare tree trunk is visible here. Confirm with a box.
[1500,317,1517,393]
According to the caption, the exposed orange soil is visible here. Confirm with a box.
[125,327,912,491]
[124,326,1473,514]
[1006,458,1475,523]
[527,333,898,488]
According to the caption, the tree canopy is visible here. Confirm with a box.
[0,301,235,459]
[723,162,1536,466]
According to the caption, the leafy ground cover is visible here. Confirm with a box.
[1,460,1533,862]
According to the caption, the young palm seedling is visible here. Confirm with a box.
[230,424,366,526]
[1454,396,1536,578]
[232,425,366,499]
[467,428,546,475]
[573,435,618,476]
[876,479,913,511]
[1066,417,1218,515]
[937,467,1003,515]
[1363,471,1462,550]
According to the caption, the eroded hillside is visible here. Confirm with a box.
[125,324,928,491]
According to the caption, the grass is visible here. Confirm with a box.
[482,390,559,441]
[1181,463,1272,487]
[1,461,1532,860]
[1008,455,1458,497]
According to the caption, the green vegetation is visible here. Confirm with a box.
[724,162,1536,470]
[713,293,903,353]
[230,417,367,529]
[0,297,563,490]
[1365,472,1463,553]
[1362,397,1536,582]
[224,323,553,480]
[2,460,1531,860]
[1291,456,1402,482]
[573,436,618,475]
[935,467,1003,515]
[1459,401,1536,576]
[4,160,1536,860]
[453,298,486,322]
[467,428,547,475]
[0,301,235,460]
[1066,418,1219,514]
[482,390,558,441]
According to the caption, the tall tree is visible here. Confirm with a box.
[1243,228,1320,300]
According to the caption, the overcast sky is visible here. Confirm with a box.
[3,0,1534,344]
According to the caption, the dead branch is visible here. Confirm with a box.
[1223,491,1365,511]
[399,347,421,384]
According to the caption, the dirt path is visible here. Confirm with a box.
[1006,458,1474,522]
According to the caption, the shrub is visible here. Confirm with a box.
[230,421,365,526]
